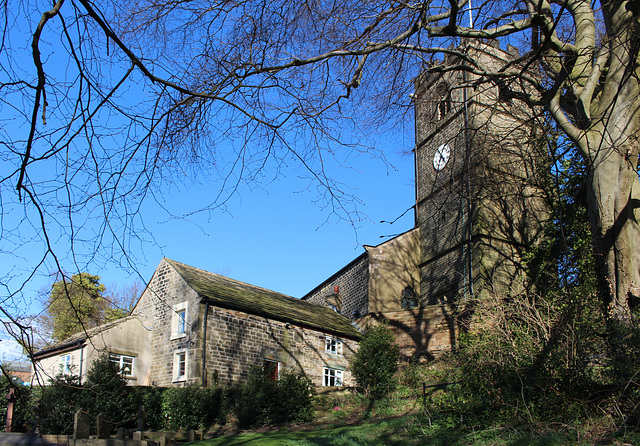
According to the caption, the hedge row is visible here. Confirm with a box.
[9,355,314,434]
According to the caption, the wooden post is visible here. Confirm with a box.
[5,388,16,432]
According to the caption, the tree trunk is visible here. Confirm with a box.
[586,138,640,321]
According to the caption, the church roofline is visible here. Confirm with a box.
[300,252,368,301]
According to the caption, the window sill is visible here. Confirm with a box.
[172,376,187,383]
[170,333,187,341]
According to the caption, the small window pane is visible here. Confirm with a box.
[178,353,186,377]
[323,368,343,386]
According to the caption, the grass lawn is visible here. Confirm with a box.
[188,415,596,445]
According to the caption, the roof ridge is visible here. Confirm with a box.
[165,258,301,300]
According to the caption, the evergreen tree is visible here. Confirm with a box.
[43,273,108,342]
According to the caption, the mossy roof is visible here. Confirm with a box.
[166,259,361,340]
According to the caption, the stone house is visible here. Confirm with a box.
[32,316,152,385]
[33,258,360,388]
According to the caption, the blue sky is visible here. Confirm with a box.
[0,3,420,356]
[1,131,416,359]
[141,142,416,299]
[4,128,416,311]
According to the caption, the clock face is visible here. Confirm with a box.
[433,143,451,171]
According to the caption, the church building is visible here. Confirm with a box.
[303,40,548,359]
[33,40,547,386]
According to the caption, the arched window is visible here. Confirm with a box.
[434,83,452,121]
[401,286,419,309]
[437,97,451,121]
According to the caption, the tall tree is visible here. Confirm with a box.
[0,0,638,339]
[43,273,107,343]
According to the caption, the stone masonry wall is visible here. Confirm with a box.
[302,254,369,319]
[132,259,203,387]
[363,306,456,360]
[204,306,358,387]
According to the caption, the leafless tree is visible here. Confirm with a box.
[0,0,638,355]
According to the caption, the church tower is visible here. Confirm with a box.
[414,41,548,307]
[303,40,549,359]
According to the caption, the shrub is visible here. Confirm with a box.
[271,371,314,424]
[161,386,221,430]
[37,354,164,434]
[37,373,83,434]
[0,375,33,432]
[129,385,165,430]
[232,367,314,428]
[81,353,133,429]
[351,323,399,400]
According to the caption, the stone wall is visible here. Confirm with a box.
[132,259,203,387]
[363,306,457,360]
[366,229,421,313]
[204,306,357,387]
[302,254,369,319]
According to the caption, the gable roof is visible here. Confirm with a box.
[165,259,361,340]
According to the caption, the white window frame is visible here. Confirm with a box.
[59,354,72,375]
[109,353,135,377]
[323,367,343,386]
[172,349,188,382]
[325,337,343,356]
[171,302,188,340]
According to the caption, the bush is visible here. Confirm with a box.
[129,385,165,430]
[81,354,133,430]
[232,367,314,428]
[0,375,34,433]
[36,354,165,434]
[35,358,314,433]
[37,373,83,434]
[161,386,221,430]
[351,323,399,400]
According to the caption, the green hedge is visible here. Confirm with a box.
[162,386,221,431]
[32,355,314,434]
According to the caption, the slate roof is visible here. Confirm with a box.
[166,258,361,340]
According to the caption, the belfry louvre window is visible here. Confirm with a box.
[437,98,451,120]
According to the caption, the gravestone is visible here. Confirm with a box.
[116,427,125,440]
[96,413,111,439]
[73,410,90,439]
[137,405,146,431]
